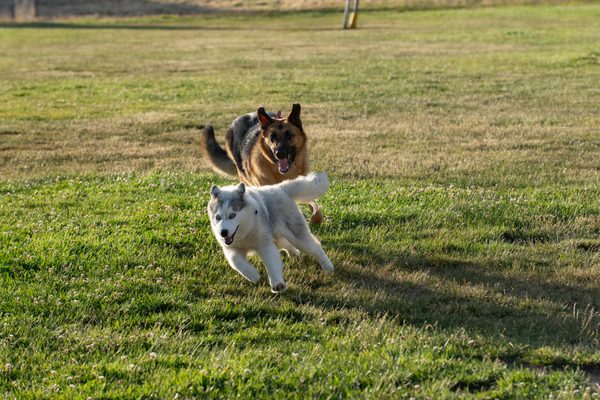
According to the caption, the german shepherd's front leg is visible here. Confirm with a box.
[308,202,323,224]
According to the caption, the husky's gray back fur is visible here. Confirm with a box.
[208,172,328,242]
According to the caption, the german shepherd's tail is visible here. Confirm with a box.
[279,172,329,203]
[200,125,237,177]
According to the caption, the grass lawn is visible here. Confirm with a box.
[1,4,599,398]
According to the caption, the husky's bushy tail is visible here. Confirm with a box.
[200,125,237,177]
[278,172,329,203]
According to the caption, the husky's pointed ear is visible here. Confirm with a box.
[210,185,221,198]
[287,103,302,130]
[235,182,245,195]
[257,107,272,130]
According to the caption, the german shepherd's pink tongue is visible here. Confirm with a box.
[277,157,289,174]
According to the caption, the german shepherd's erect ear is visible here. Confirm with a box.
[257,107,273,130]
[287,103,302,131]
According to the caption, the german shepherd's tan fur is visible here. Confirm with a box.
[200,104,323,224]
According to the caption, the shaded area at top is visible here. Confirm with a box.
[29,0,576,18]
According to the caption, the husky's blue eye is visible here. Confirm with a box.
[229,213,236,219]
[215,215,221,221]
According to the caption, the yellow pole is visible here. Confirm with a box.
[349,0,359,29]
[349,12,358,29]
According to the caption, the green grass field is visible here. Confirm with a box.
[1,4,599,398]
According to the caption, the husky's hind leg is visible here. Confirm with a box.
[223,248,261,283]
[275,237,301,257]
[285,230,334,273]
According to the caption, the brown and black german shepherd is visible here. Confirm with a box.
[200,103,323,224]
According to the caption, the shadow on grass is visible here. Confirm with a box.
[289,238,600,352]
[0,21,228,30]
[33,0,213,19]
[1,0,344,31]
[0,21,343,31]
[31,0,349,18]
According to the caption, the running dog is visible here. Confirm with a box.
[207,172,334,293]
[200,103,323,224]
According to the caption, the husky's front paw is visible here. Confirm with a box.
[244,269,261,284]
[271,282,288,293]
[320,259,334,273]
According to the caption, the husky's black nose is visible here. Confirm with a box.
[220,229,229,238]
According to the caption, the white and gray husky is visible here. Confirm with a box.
[207,172,334,293]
